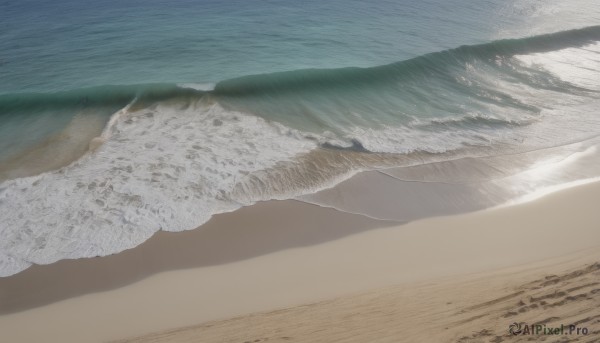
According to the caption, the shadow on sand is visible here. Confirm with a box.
[0,199,395,315]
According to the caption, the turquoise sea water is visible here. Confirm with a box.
[2,0,599,93]
[1,0,600,275]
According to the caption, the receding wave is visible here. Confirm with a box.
[1,26,600,276]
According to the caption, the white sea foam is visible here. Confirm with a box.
[343,124,495,154]
[0,100,318,276]
[177,83,216,91]
[3,95,521,276]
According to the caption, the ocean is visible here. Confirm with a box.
[1,0,600,276]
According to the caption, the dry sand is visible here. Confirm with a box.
[119,250,600,343]
[1,180,600,342]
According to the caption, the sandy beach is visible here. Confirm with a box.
[120,250,600,343]
[1,175,599,342]
[3,3,600,343]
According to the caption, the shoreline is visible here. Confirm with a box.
[3,129,600,277]
[1,179,600,342]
